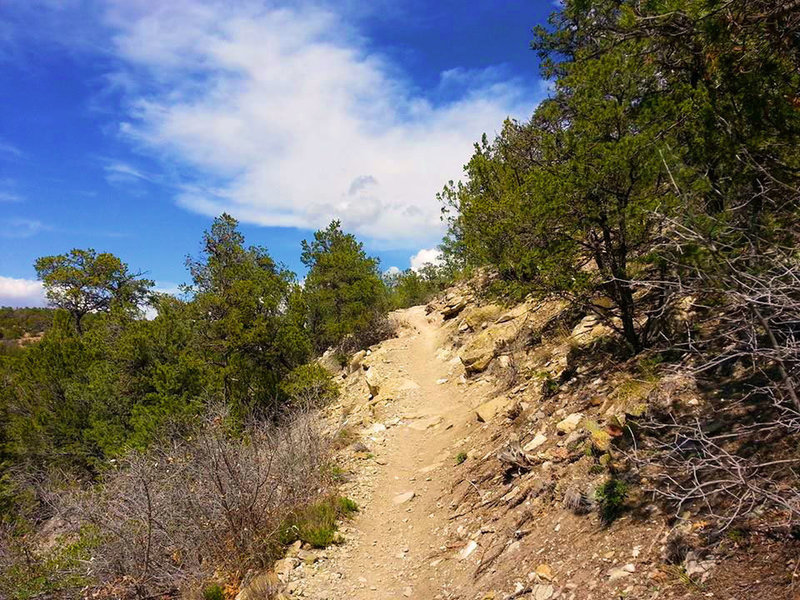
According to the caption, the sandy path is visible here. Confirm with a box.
[298,306,473,599]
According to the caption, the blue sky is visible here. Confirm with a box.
[0,0,552,306]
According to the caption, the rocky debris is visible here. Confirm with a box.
[393,491,415,504]
[685,551,715,583]
[523,433,548,452]
[607,563,635,581]
[475,396,513,422]
[442,296,469,319]
[556,412,584,434]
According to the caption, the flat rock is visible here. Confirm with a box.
[556,413,584,434]
[393,491,415,504]
[531,585,554,600]
[475,396,513,422]
[523,433,548,452]
[458,540,478,560]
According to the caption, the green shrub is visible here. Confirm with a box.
[455,452,467,465]
[203,583,225,600]
[0,526,100,600]
[279,496,358,549]
[281,363,339,409]
[595,478,628,525]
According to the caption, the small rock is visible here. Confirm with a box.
[608,563,635,581]
[523,434,548,452]
[403,586,413,597]
[459,540,479,560]
[393,491,415,505]
[531,584,554,600]
[556,413,584,434]
[536,563,554,581]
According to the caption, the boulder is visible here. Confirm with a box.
[349,350,367,373]
[556,413,584,434]
[442,297,468,319]
[365,368,381,396]
[475,397,513,422]
[463,304,504,329]
[570,315,613,348]
[235,571,279,600]
[459,320,520,373]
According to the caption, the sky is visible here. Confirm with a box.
[0,0,553,307]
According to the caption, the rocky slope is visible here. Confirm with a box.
[240,286,799,600]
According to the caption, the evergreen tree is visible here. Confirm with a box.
[301,221,387,352]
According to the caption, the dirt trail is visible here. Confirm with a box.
[297,306,476,599]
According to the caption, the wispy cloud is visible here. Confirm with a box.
[0,140,23,157]
[0,191,22,203]
[100,1,540,245]
[0,275,45,307]
[0,218,48,238]
[104,161,158,185]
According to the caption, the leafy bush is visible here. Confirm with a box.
[281,363,339,409]
[595,478,628,525]
[202,583,225,600]
[279,496,358,548]
[337,312,397,355]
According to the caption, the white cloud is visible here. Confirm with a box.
[383,265,401,277]
[0,218,47,238]
[0,276,45,307]
[103,0,538,245]
[104,161,157,185]
[410,247,443,272]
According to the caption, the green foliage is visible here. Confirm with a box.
[384,265,449,309]
[455,452,467,465]
[442,0,800,354]
[595,478,628,525]
[202,583,225,600]
[0,526,100,600]
[0,308,53,341]
[301,221,387,352]
[35,248,153,333]
[279,496,358,548]
[280,363,339,409]
[185,214,312,417]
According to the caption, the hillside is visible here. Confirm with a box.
[239,287,799,600]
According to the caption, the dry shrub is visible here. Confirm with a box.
[68,410,328,598]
